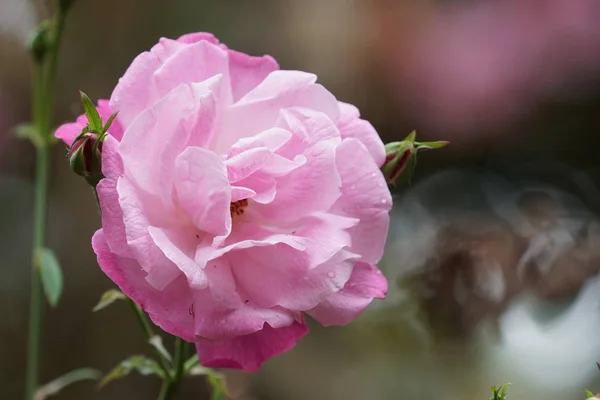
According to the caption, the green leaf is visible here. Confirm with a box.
[415,140,450,150]
[79,91,102,133]
[99,356,165,388]
[102,112,119,134]
[92,289,126,312]
[35,368,100,399]
[207,370,228,400]
[148,335,173,364]
[37,248,63,307]
[489,383,511,400]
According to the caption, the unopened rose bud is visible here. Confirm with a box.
[68,133,103,187]
[381,131,448,186]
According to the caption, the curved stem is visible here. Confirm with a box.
[127,299,173,378]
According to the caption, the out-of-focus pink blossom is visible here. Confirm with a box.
[56,33,391,371]
[375,0,600,134]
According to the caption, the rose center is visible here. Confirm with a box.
[230,199,248,217]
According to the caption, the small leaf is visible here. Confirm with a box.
[93,289,126,312]
[35,368,100,400]
[148,335,173,364]
[415,140,450,150]
[99,356,165,387]
[79,91,102,132]
[38,248,63,307]
[207,370,228,400]
[102,112,119,134]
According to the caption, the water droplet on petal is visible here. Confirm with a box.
[327,271,336,278]
[220,319,227,324]
[350,185,356,190]
[371,172,377,177]
[303,276,310,281]
[381,198,387,204]
[376,270,382,275]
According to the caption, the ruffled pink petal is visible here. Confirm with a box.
[148,226,208,290]
[119,79,220,203]
[92,230,196,341]
[254,111,342,221]
[308,262,388,326]
[337,102,385,167]
[195,320,308,372]
[174,147,231,237]
[226,48,279,102]
[110,38,228,127]
[117,178,181,290]
[331,138,392,264]
[213,71,340,153]
[230,244,357,310]
[226,147,273,183]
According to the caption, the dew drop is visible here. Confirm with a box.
[371,172,377,177]
[376,270,382,275]
[350,185,356,190]
[327,271,336,278]
[303,276,310,281]
[220,319,227,324]
[381,198,387,204]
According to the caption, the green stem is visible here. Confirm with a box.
[173,338,187,381]
[25,3,68,398]
[24,33,54,400]
[156,379,172,400]
[24,147,50,400]
[127,299,173,379]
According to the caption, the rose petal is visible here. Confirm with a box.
[195,320,308,372]
[308,262,388,326]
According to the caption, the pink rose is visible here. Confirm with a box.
[57,33,391,371]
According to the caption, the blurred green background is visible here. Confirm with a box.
[2,0,600,399]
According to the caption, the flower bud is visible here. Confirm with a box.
[381,141,415,185]
[68,133,103,187]
[381,131,448,186]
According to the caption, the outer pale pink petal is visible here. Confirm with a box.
[92,230,196,341]
[100,134,123,179]
[213,71,340,153]
[308,262,388,326]
[119,79,220,203]
[337,102,385,167]
[230,244,357,310]
[226,48,279,102]
[97,179,130,258]
[195,320,308,372]
[174,147,231,237]
[117,178,181,290]
[231,186,256,202]
[110,38,228,126]
[331,138,392,264]
[177,32,219,45]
